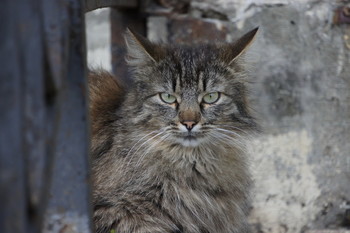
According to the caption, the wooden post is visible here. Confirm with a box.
[0,0,92,232]
[41,0,93,232]
[0,0,44,232]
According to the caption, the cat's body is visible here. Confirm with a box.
[89,28,258,233]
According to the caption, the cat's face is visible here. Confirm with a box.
[125,29,258,148]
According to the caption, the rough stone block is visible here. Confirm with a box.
[167,16,228,44]
[306,231,350,233]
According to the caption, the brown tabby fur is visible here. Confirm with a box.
[89,28,259,233]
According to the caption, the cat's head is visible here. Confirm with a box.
[124,28,258,148]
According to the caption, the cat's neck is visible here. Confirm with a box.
[123,143,249,190]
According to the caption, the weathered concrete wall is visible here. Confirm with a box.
[148,1,350,232]
[86,1,350,232]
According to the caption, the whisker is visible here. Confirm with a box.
[134,134,170,168]
[125,130,160,158]
[215,128,246,141]
[127,133,170,188]
[215,124,247,133]
[209,131,246,150]
[215,125,255,141]
[126,130,166,166]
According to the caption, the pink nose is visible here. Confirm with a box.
[181,121,197,131]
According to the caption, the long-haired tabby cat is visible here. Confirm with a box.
[89,27,259,233]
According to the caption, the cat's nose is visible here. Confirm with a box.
[181,121,197,131]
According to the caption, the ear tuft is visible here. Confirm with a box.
[124,28,165,66]
[222,27,259,65]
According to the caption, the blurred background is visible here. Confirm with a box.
[86,1,350,232]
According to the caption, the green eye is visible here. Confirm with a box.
[202,92,220,104]
[160,93,177,104]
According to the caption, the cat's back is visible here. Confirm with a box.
[88,70,125,158]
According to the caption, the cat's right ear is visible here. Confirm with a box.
[221,27,259,65]
[124,28,165,66]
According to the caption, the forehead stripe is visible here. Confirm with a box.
[175,75,181,93]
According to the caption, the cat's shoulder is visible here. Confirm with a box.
[88,69,123,98]
[88,70,125,133]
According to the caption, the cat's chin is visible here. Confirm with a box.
[175,136,203,147]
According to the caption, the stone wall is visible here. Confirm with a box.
[86,1,350,232]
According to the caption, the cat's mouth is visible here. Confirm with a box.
[174,133,204,147]
[183,135,197,144]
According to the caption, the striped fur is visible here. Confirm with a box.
[89,28,258,233]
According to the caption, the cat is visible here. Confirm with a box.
[89,27,259,233]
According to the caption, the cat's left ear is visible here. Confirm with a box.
[124,28,165,66]
[221,27,258,65]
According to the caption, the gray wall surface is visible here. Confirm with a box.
[86,8,111,71]
[86,1,350,232]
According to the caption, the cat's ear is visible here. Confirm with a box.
[221,27,258,65]
[124,28,165,66]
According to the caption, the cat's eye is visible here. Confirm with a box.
[202,92,220,104]
[159,93,177,104]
